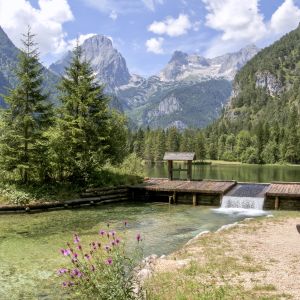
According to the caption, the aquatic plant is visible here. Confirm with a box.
[58,223,144,299]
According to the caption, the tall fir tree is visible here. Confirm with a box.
[0,27,52,182]
[52,42,111,181]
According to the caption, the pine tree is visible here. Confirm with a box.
[53,42,110,181]
[195,132,206,161]
[166,127,180,152]
[0,27,52,182]
[154,129,166,161]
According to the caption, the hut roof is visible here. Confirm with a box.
[163,152,196,161]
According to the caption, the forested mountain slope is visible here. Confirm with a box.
[207,24,300,164]
[0,26,59,106]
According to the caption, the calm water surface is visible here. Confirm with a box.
[145,162,300,182]
[0,203,247,299]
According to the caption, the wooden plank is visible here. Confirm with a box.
[163,152,195,161]
[266,183,300,198]
[131,179,237,195]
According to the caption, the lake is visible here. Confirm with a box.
[145,162,300,183]
[0,203,247,299]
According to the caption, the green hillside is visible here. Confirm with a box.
[206,24,300,164]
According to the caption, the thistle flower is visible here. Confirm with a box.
[73,234,80,244]
[99,230,105,236]
[84,254,91,260]
[105,258,113,265]
[136,233,142,243]
[124,220,128,227]
[110,230,116,237]
[57,268,68,275]
[104,245,110,252]
[71,258,78,264]
[116,238,121,244]
[61,249,71,256]
[71,268,82,278]
[111,241,116,247]
[77,245,82,251]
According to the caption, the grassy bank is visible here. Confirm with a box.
[145,212,300,299]
[0,154,144,206]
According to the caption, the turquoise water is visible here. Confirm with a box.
[145,162,300,182]
[0,203,246,299]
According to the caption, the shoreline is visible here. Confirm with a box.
[145,211,300,299]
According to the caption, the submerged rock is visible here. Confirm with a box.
[185,230,210,246]
[216,222,238,232]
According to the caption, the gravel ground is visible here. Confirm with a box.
[153,215,300,299]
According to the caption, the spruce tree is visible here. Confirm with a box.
[0,27,52,182]
[54,42,110,181]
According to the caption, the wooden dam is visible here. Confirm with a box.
[131,152,300,210]
[1,152,300,213]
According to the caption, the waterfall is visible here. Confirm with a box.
[221,196,264,210]
[213,196,267,217]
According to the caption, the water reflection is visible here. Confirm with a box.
[145,162,300,183]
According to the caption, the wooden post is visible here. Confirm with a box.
[173,191,177,204]
[275,196,279,210]
[187,160,192,181]
[193,193,197,206]
[169,195,173,204]
[168,160,173,181]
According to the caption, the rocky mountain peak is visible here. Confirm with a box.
[84,34,112,47]
[169,51,189,64]
[50,34,131,91]
[159,45,260,82]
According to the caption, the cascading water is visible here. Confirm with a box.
[221,196,264,210]
[213,184,269,217]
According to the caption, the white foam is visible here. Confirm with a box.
[221,196,264,210]
[212,195,267,217]
[213,207,267,217]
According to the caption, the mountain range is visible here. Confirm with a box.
[0,26,259,129]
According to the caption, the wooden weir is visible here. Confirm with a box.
[265,182,300,210]
[131,178,237,206]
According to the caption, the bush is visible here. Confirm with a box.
[240,147,259,164]
[58,223,144,299]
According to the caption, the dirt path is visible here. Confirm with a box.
[149,214,300,299]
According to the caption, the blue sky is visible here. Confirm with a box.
[1,0,300,76]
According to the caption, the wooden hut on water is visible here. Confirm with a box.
[163,152,196,181]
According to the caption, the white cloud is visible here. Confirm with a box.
[142,0,164,11]
[82,0,163,16]
[146,37,164,54]
[0,0,73,56]
[202,0,267,42]
[270,0,300,34]
[193,21,201,32]
[109,10,118,21]
[148,14,192,37]
[202,0,300,57]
